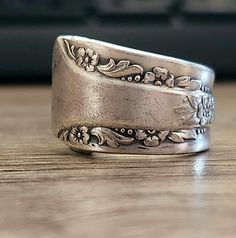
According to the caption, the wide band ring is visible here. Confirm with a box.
[52,35,215,155]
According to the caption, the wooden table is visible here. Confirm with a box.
[0,84,235,238]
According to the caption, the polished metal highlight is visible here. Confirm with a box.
[52,35,215,154]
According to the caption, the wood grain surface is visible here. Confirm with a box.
[0,84,235,238]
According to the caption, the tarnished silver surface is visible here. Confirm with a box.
[52,35,215,154]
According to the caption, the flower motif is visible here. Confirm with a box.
[152,67,174,87]
[135,130,159,147]
[69,126,90,145]
[142,67,173,87]
[143,136,159,147]
[153,67,169,80]
[76,48,99,72]
[143,72,155,84]
[197,96,214,125]
[135,130,148,140]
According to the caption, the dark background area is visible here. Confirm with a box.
[0,0,236,84]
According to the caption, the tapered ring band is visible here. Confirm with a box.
[52,35,215,154]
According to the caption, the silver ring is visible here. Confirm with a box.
[52,35,215,154]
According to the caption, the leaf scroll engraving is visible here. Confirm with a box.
[97,59,144,78]
[64,40,211,92]
[168,130,197,143]
[64,39,76,60]
[91,127,134,148]
[175,76,201,91]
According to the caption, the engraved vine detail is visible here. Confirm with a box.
[64,40,205,91]
[58,125,202,149]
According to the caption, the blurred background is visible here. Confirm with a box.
[0,0,236,84]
